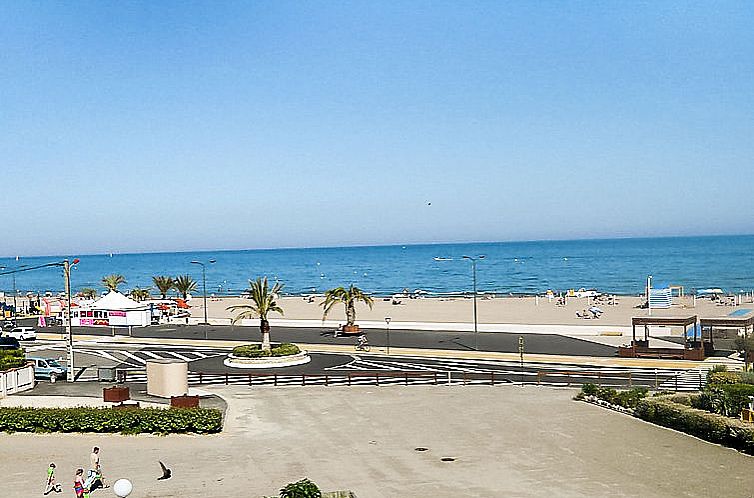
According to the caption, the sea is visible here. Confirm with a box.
[1,235,753,297]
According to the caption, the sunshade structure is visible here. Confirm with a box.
[699,316,754,367]
[697,288,724,295]
[619,316,704,360]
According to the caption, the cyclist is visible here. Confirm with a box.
[356,334,369,350]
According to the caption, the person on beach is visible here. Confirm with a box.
[43,462,62,494]
[73,469,87,498]
[89,446,108,489]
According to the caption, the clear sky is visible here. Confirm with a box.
[2,1,753,256]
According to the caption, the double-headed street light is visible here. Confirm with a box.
[462,255,485,351]
[0,264,27,318]
[190,259,216,333]
[0,259,79,382]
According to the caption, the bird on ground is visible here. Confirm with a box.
[157,461,172,480]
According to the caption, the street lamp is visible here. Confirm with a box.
[190,259,216,332]
[462,255,485,351]
[1,259,79,381]
[385,316,391,355]
[1,265,27,318]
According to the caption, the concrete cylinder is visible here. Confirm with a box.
[146,359,188,398]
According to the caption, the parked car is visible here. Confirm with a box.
[28,357,67,382]
[0,336,21,349]
[6,327,37,341]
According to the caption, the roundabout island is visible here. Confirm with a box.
[223,343,312,369]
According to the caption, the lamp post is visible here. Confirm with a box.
[647,275,653,317]
[385,316,391,355]
[190,259,216,333]
[462,255,485,351]
[1,265,27,318]
[0,259,79,381]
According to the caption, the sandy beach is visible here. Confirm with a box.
[190,294,753,328]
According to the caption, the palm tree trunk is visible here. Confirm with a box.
[260,319,271,351]
[345,301,356,326]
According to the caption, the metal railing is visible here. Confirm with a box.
[115,367,686,391]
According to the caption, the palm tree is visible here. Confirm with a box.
[321,285,374,330]
[130,287,151,302]
[227,277,284,351]
[102,274,126,292]
[78,288,98,299]
[152,276,175,299]
[174,275,197,299]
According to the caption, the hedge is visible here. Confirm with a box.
[0,407,223,435]
[577,384,649,409]
[0,349,25,371]
[634,396,754,455]
[232,343,301,358]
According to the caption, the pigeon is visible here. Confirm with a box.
[158,461,172,480]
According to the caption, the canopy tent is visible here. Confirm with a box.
[92,291,143,310]
[71,291,150,328]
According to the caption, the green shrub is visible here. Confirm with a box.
[232,343,301,358]
[0,407,222,435]
[707,371,740,385]
[280,478,322,498]
[738,371,754,385]
[694,383,754,417]
[635,396,754,455]
[272,343,301,357]
[577,384,649,409]
[707,364,728,378]
[0,349,26,371]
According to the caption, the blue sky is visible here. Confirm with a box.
[2,1,753,256]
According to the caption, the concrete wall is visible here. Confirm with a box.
[0,364,35,398]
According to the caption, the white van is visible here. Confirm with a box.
[6,327,37,341]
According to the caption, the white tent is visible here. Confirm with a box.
[92,291,143,310]
[71,291,151,328]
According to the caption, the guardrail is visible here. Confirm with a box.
[0,363,35,397]
[117,368,683,391]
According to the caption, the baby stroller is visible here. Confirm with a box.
[84,470,103,493]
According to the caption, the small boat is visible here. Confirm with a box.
[433,257,452,261]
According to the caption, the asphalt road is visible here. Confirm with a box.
[36,322,618,357]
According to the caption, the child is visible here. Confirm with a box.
[43,463,62,494]
[73,469,88,498]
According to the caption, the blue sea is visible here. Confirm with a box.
[2,235,753,297]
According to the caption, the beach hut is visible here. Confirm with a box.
[71,291,151,328]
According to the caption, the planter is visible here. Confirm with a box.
[171,395,200,408]
[103,386,130,403]
[224,351,311,369]
[341,325,360,334]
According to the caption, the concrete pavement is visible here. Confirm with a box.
[3,385,754,497]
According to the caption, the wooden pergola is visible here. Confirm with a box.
[619,316,702,360]
[699,316,754,363]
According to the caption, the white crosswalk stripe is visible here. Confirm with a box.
[70,347,225,368]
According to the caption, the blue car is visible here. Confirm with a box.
[28,357,68,383]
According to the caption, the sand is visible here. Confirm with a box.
[190,294,752,327]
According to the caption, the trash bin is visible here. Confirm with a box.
[98,366,117,382]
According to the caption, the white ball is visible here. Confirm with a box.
[113,479,133,497]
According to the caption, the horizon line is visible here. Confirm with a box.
[2,232,753,261]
